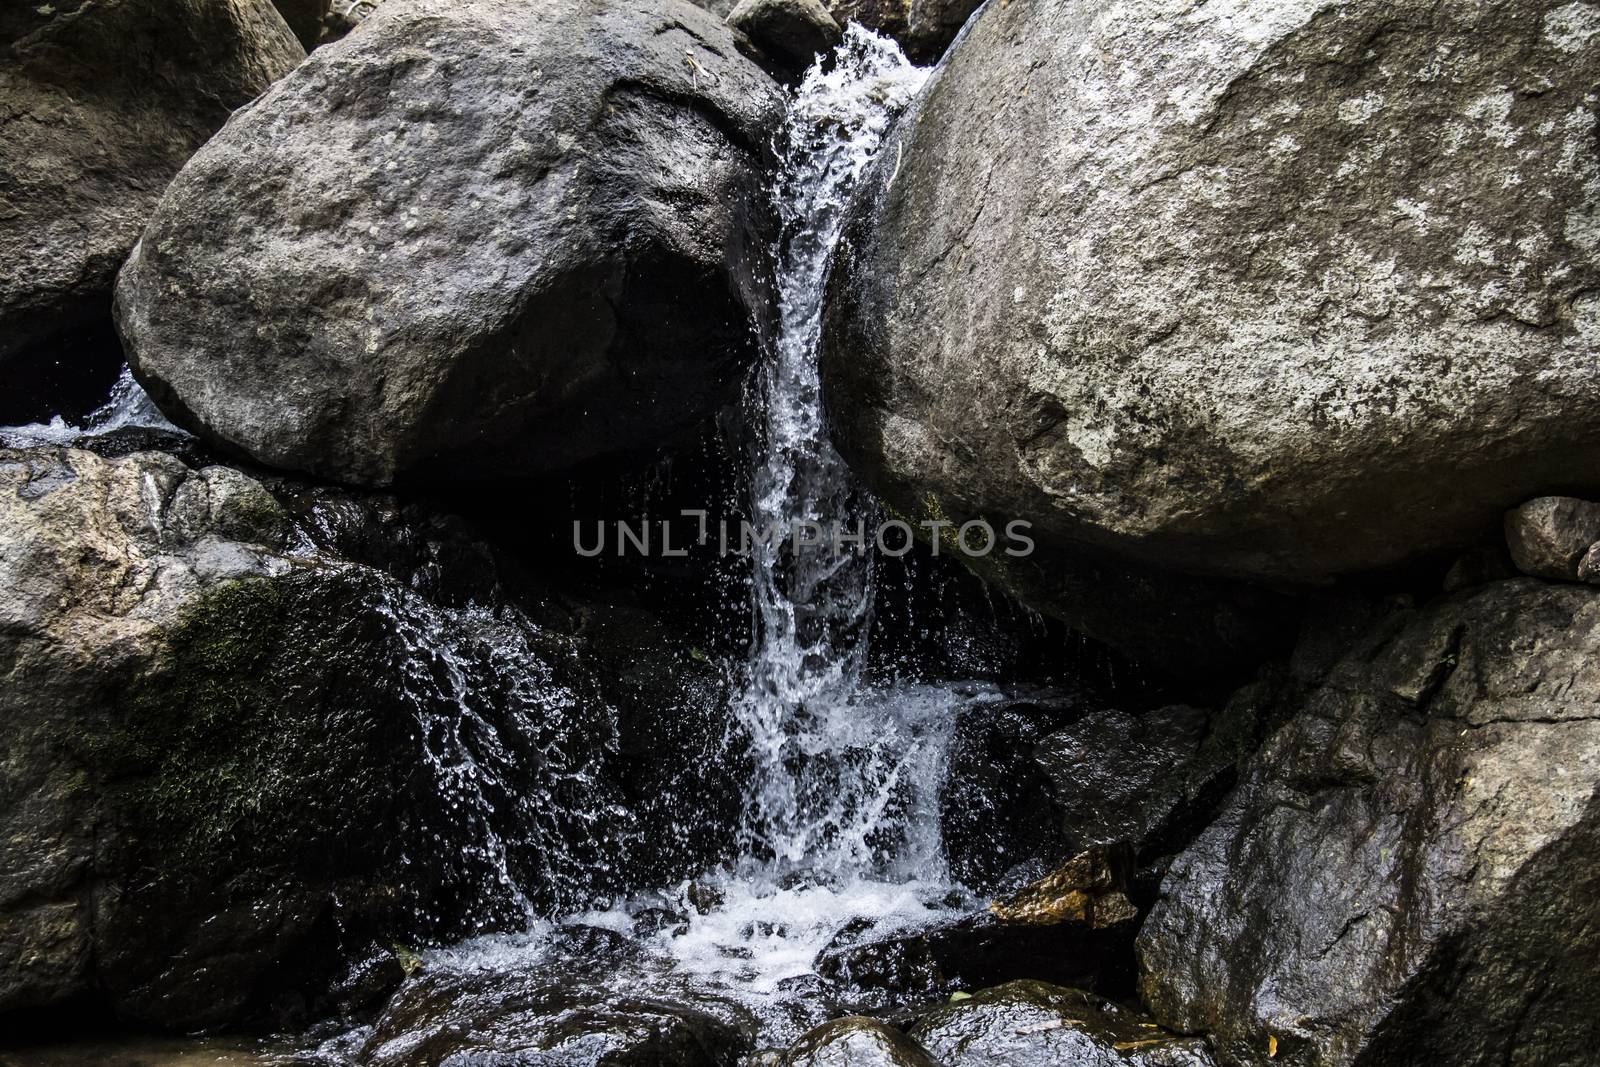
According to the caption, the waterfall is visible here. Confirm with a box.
[303,32,981,1054]
[736,25,931,880]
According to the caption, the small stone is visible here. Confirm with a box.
[1504,497,1600,581]
[988,846,1137,929]
[909,981,1215,1067]
[1580,542,1600,584]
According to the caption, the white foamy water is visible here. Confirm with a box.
[0,364,184,446]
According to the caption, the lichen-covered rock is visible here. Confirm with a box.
[780,1016,938,1067]
[0,0,303,419]
[1138,579,1600,1066]
[0,446,738,1029]
[822,0,1600,648]
[116,0,784,487]
[1504,496,1600,581]
[908,980,1215,1066]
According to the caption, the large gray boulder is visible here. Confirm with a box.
[1138,579,1600,1066]
[821,0,1600,652]
[0,0,303,419]
[116,0,784,487]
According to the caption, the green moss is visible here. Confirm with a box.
[108,576,293,871]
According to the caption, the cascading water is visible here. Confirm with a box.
[557,28,997,1031]
[737,26,930,878]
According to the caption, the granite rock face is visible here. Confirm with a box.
[117,0,784,487]
[1139,579,1600,1066]
[822,0,1600,657]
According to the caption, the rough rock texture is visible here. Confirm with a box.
[1504,496,1600,581]
[822,0,1600,640]
[361,928,756,1067]
[0,0,303,389]
[780,1017,938,1067]
[0,445,738,1029]
[1139,579,1600,1067]
[729,0,842,77]
[117,0,784,487]
[909,980,1215,1066]
[826,0,984,63]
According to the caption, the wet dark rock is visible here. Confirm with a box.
[942,685,1279,900]
[116,0,784,488]
[361,945,757,1067]
[728,0,842,79]
[0,0,302,387]
[779,1016,938,1067]
[822,0,1600,665]
[939,689,1080,892]
[909,980,1215,1067]
[1139,579,1600,1067]
[1036,695,1278,882]
[0,445,738,1030]
[825,0,983,64]
[817,876,1139,1010]
[1504,497,1600,582]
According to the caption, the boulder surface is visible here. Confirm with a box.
[117,0,784,487]
[822,0,1600,635]
[1139,578,1600,1066]
[0,0,303,418]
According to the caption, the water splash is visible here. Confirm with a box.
[0,364,184,446]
